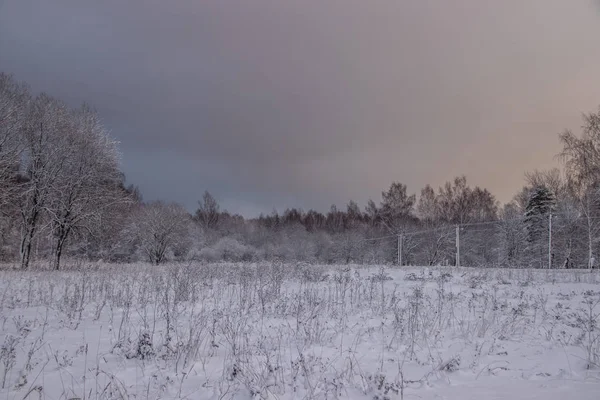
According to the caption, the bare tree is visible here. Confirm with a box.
[128,202,191,265]
[303,209,326,232]
[379,182,417,233]
[17,94,73,269]
[364,199,379,227]
[497,202,527,267]
[525,169,585,268]
[526,169,563,198]
[416,185,437,223]
[559,106,600,268]
[325,205,345,233]
[195,191,220,230]
[414,179,498,266]
[332,230,364,264]
[553,189,583,269]
[83,183,140,262]
[413,185,453,265]
[435,176,497,225]
[0,73,28,209]
[45,105,126,270]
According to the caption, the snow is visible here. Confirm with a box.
[0,263,599,399]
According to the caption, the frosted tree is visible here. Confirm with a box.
[345,200,363,228]
[380,183,416,228]
[83,183,140,262]
[17,94,73,269]
[464,186,499,266]
[0,74,28,261]
[45,105,126,270]
[497,202,527,267]
[436,176,473,224]
[195,191,220,231]
[524,185,555,268]
[303,210,326,232]
[435,176,497,225]
[364,199,379,227]
[413,178,498,266]
[378,183,417,264]
[331,230,364,264]
[416,185,438,223]
[127,201,191,265]
[553,188,584,268]
[414,185,454,265]
[0,73,28,209]
[559,107,600,268]
[325,205,345,233]
[526,169,583,268]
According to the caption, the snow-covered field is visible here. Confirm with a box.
[1,263,599,399]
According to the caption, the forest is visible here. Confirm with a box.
[2,72,600,270]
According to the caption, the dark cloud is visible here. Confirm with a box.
[1,0,599,215]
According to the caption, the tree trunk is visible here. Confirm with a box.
[20,187,41,269]
[53,227,70,271]
[54,242,63,271]
[20,224,37,269]
[587,214,593,269]
[20,231,32,269]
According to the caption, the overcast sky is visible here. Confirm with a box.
[1,1,599,215]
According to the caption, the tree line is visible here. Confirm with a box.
[1,72,599,269]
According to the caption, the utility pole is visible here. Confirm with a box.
[456,225,460,267]
[548,213,552,269]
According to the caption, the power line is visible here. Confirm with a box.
[358,212,600,244]
[360,233,398,242]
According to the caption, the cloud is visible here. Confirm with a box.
[1,0,599,215]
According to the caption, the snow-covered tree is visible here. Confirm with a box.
[524,185,555,268]
[559,107,600,268]
[45,105,126,270]
[17,94,73,268]
[380,182,416,231]
[127,202,192,265]
[195,191,220,231]
[0,73,28,209]
[497,202,527,267]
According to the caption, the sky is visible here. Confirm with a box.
[1,1,599,216]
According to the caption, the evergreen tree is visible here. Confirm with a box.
[524,186,556,267]
[525,186,555,241]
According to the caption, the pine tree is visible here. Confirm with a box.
[525,186,555,241]
[524,186,556,267]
